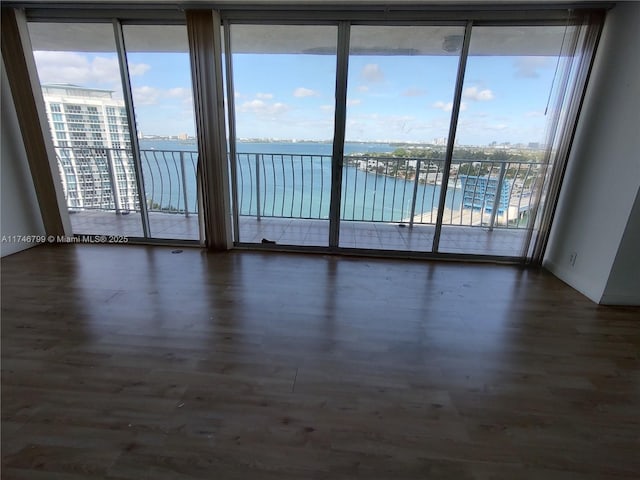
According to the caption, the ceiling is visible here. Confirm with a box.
[28,21,576,56]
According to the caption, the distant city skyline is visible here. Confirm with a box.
[138,133,543,151]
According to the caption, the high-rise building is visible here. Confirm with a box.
[459,174,512,216]
[41,84,139,212]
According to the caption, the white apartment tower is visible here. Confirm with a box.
[42,84,139,211]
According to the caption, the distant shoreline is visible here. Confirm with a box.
[139,137,440,148]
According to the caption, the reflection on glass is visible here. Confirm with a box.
[124,25,200,241]
[342,26,463,251]
[29,22,143,237]
[439,26,578,257]
[230,25,337,246]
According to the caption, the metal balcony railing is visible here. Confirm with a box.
[55,147,543,230]
[237,153,543,229]
[140,149,198,216]
[55,146,199,216]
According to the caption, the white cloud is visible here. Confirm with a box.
[357,85,369,93]
[239,99,289,116]
[462,86,494,101]
[525,110,545,118]
[245,100,265,108]
[361,64,384,83]
[293,87,319,98]
[347,99,362,107]
[166,87,190,99]
[133,86,160,105]
[345,112,451,142]
[381,115,416,134]
[466,122,509,132]
[272,103,288,113]
[33,51,149,88]
[433,101,467,112]
[132,86,193,106]
[256,92,274,99]
[514,57,550,78]
[129,62,151,77]
[320,105,334,112]
[402,87,426,97]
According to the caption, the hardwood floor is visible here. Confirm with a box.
[2,244,639,479]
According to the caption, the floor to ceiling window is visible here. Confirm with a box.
[29,22,145,238]
[341,25,464,251]
[438,25,586,257]
[228,24,338,247]
[123,25,200,240]
[28,20,201,242]
[20,7,602,262]
[223,13,600,262]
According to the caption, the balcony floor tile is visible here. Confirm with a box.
[69,211,528,257]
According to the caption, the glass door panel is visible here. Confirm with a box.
[29,22,144,237]
[439,25,579,257]
[342,26,464,251]
[230,25,337,247]
[124,25,200,241]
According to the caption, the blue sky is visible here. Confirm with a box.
[35,46,557,146]
[232,51,555,145]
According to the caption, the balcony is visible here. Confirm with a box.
[57,147,540,257]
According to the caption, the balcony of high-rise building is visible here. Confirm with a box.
[39,62,542,253]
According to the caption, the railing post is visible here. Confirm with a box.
[105,149,121,215]
[255,153,261,221]
[180,151,189,218]
[409,159,421,228]
[489,162,507,231]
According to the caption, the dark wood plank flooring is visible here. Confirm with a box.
[2,245,639,479]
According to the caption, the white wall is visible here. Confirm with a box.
[601,190,640,305]
[544,2,640,305]
[1,57,46,257]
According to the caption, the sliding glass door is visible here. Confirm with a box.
[341,25,464,251]
[29,22,146,238]
[438,25,585,257]
[123,25,200,240]
[28,21,201,242]
[225,15,599,262]
[27,8,601,261]
[229,24,337,247]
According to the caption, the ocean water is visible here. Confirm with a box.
[140,139,396,156]
[138,139,461,221]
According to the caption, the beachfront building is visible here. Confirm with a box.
[459,174,512,214]
[42,84,138,212]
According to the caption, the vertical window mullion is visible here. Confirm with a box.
[329,21,350,249]
[113,18,150,238]
[432,20,473,253]
[224,21,241,245]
